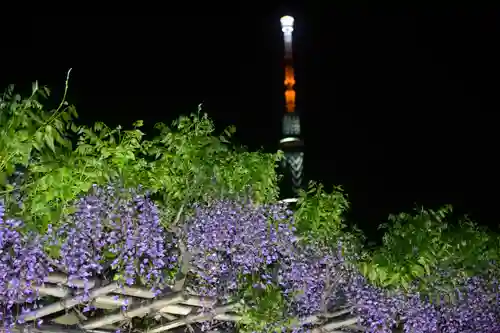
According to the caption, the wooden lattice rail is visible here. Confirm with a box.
[9,273,363,333]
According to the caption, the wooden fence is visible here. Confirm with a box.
[9,273,363,333]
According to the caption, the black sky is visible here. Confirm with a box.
[2,9,500,235]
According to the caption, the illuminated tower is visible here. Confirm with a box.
[279,15,304,202]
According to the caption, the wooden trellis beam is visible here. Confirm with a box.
[298,307,353,326]
[11,272,362,333]
[81,292,185,329]
[23,282,120,322]
[13,324,115,333]
[311,317,359,333]
[42,273,157,298]
[148,303,241,333]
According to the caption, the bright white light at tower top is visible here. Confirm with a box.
[280,15,294,34]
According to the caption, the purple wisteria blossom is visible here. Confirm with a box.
[184,199,297,301]
[49,185,178,297]
[1,191,499,333]
[0,201,52,331]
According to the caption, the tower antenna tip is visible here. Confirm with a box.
[280,16,295,33]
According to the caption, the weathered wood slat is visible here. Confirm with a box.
[148,303,240,333]
[82,292,184,329]
[23,283,120,322]
[311,317,359,333]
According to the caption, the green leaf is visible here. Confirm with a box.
[103,250,116,259]
[44,125,56,152]
[377,266,388,284]
[385,273,401,287]
[132,120,144,128]
[411,264,425,277]
[45,245,61,258]
[368,267,378,282]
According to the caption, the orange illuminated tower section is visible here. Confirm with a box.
[279,15,304,201]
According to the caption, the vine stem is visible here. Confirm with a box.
[170,204,193,292]
[40,68,73,129]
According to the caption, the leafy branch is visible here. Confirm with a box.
[294,182,364,260]
[0,83,282,232]
[360,205,500,303]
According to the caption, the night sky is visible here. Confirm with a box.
[2,9,499,237]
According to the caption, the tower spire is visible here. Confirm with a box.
[279,15,304,202]
[281,15,296,114]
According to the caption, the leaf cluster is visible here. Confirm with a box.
[145,112,281,227]
[294,182,364,259]
[0,82,281,232]
[0,79,79,229]
[237,274,297,333]
[0,81,75,176]
[360,204,500,303]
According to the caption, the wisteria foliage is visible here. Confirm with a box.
[182,199,500,333]
[0,204,52,329]
[0,185,179,331]
[47,185,178,292]
[184,200,297,300]
[1,191,500,333]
